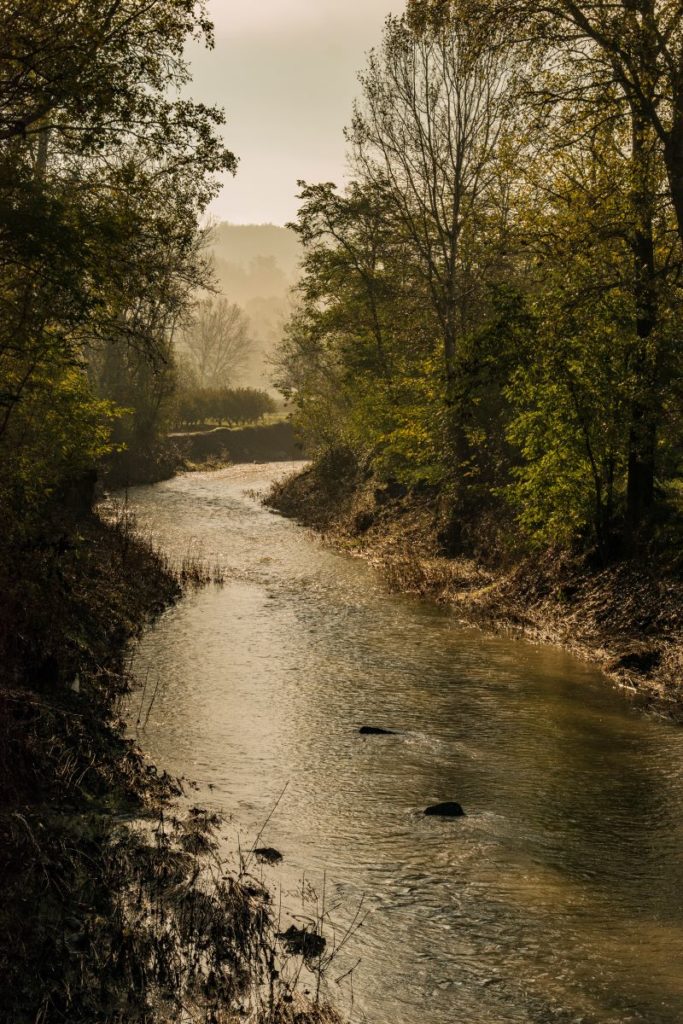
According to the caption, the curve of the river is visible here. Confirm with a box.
[126,463,683,1024]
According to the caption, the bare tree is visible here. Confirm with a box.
[409,0,683,252]
[347,15,518,412]
[180,296,252,388]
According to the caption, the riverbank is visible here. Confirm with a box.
[0,501,340,1023]
[268,456,683,722]
[171,419,303,467]
[104,420,303,489]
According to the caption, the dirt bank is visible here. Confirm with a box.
[171,420,304,466]
[268,455,683,722]
[102,421,304,490]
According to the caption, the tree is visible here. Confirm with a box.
[409,0,683,536]
[408,0,683,252]
[0,1,227,161]
[505,118,639,550]
[0,0,234,517]
[347,14,520,487]
[533,1,683,255]
[179,297,252,389]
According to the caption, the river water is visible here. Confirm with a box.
[126,464,683,1024]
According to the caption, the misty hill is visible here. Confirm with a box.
[208,223,301,390]
[211,223,301,283]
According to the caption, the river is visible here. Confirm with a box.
[125,463,683,1024]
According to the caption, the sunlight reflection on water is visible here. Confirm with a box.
[126,463,683,1024]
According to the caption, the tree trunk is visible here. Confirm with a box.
[626,406,656,534]
[626,111,658,540]
[443,321,457,407]
[664,116,683,252]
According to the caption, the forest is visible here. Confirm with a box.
[277,0,683,561]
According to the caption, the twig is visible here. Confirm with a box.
[136,667,150,727]
[324,896,368,967]
[315,870,327,1004]
[243,781,290,872]
[142,673,162,729]
[335,958,361,986]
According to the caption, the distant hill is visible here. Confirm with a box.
[207,223,302,390]
[210,223,301,283]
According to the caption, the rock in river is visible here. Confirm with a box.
[424,802,465,818]
[254,847,283,864]
[278,925,326,961]
[359,726,397,735]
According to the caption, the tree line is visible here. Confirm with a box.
[276,0,683,557]
[174,387,277,429]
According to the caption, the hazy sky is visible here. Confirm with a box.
[188,1,401,226]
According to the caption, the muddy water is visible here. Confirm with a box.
[127,464,683,1024]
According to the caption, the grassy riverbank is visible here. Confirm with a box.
[0,503,340,1024]
[268,455,683,722]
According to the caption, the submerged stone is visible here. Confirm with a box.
[278,925,326,960]
[424,802,465,818]
[254,847,283,864]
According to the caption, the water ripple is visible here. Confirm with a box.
[126,464,683,1024]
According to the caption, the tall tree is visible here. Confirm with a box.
[409,0,683,252]
[348,14,517,421]
[179,297,252,389]
[410,0,683,534]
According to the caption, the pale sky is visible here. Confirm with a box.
[188,0,401,226]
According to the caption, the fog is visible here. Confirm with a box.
[188,1,402,226]
[207,223,301,389]
[185,4,404,387]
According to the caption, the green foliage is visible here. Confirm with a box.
[0,0,234,529]
[346,358,449,485]
[174,387,277,428]
[1,368,119,530]
[277,9,683,556]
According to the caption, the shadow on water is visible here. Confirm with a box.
[126,463,683,1024]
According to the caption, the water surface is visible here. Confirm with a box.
[127,464,683,1024]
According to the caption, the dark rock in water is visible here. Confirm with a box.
[254,847,283,864]
[424,802,465,818]
[359,726,397,735]
[278,925,326,961]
